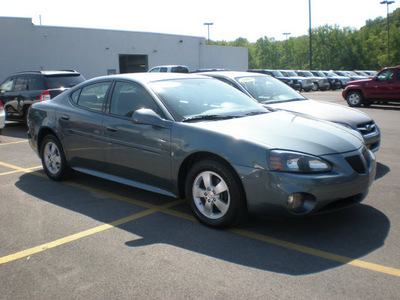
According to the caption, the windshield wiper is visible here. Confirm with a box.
[182,115,240,122]
[244,111,269,116]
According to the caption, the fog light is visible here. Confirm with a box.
[287,193,304,213]
[286,193,317,214]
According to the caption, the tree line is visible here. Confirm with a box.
[210,8,400,71]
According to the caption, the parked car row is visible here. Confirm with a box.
[248,69,372,92]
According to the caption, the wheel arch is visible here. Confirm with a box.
[177,152,247,205]
[37,127,60,157]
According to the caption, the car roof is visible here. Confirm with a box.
[13,70,80,76]
[197,71,270,79]
[85,73,209,85]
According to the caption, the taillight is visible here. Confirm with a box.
[40,90,51,101]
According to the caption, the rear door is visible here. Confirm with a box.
[102,81,173,191]
[60,81,112,172]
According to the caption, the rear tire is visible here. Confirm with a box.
[40,134,72,181]
[346,90,363,107]
[185,159,247,228]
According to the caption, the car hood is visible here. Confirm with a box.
[192,111,363,156]
[267,99,372,129]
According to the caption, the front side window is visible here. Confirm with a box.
[0,77,14,93]
[14,76,27,91]
[376,69,394,81]
[110,81,161,118]
[76,82,111,112]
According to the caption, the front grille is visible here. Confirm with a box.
[345,149,370,174]
[346,155,366,174]
[357,121,377,136]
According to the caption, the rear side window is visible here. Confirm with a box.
[27,75,46,90]
[0,77,14,93]
[74,82,111,112]
[44,74,85,89]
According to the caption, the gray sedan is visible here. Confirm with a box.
[28,73,376,228]
[200,71,381,152]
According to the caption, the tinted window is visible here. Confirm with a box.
[0,77,14,93]
[44,74,85,89]
[76,82,111,112]
[171,67,189,73]
[149,68,159,73]
[14,76,27,91]
[159,68,168,73]
[110,81,161,118]
[28,75,46,90]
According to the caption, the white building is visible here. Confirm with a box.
[0,17,248,80]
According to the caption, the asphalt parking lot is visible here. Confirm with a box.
[1,90,399,299]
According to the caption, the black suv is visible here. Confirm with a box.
[0,70,85,123]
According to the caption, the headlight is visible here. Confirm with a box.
[268,150,331,173]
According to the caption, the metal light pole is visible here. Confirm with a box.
[204,22,214,44]
[380,0,395,66]
[309,0,312,70]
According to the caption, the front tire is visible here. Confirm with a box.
[40,134,72,181]
[346,90,363,107]
[185,159,246,228]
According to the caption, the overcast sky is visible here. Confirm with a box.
[2,0,400,42]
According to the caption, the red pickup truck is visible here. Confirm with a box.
[342,66,400,107]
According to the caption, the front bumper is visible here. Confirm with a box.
[236,147,376,216]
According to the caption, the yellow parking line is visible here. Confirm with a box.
[1,161,399,277]
[0,161,42,176]
[0,140,27,146]
[0,199,183,265]
[229,228,400,277]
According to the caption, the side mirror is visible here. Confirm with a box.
[132,108,171,129]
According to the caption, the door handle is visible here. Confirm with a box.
[106,126,118,132]
[61,114,70,120]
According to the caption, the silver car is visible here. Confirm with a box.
[200,71,381,152]
[28,73,376,228]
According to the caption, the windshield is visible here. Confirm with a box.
[325,72,338,77]
[235,76,305,104]
[302,71,314,77]
[150,78,266,121]
[283,71,298,77]
[313,71,326,77]
[271,70,284,77]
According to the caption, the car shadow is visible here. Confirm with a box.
[15,170,390,276]
[375,162,390,180]
[366,102,400,111]
[0,122,27,139]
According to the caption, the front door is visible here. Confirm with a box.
[103,81,172,193]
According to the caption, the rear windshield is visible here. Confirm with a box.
[170,67,189,73]
[44,74,85,89]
